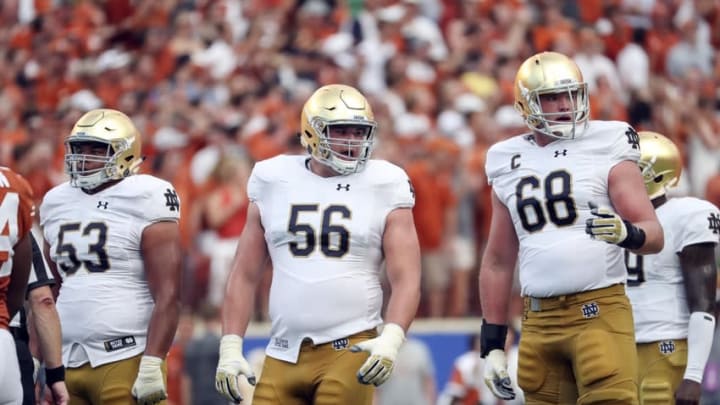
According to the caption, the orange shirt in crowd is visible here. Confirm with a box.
[406,160,456,250]
[215,187,247,239]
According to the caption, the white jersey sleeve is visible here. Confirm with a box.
[249,155,413,363]
[628,197,720,342]
[40,175,179,367]
[485,121,641,297]
[671,198,720,252]
[136,177,181,224]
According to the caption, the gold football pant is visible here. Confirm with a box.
[66,354,167,405]
[253,329,376,405]
[636,339,687,405]
[518,284,639,405]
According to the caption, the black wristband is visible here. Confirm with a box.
[617,220,646,250]
[480,319,508,358]
[45,365,65,385]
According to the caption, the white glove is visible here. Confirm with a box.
[483,349,516,400]
[131,355,167,405]
[585,202,628,245]
[349,323,405,386]
[215,335,256,403]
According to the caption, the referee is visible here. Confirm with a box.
[9,230,68,404]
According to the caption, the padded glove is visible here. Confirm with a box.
[131,355,167,405]
[586,202,646,249]
[483,349,516,400]
[215,335,256,403]
[350,323,405,386]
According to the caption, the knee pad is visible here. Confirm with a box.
[574,329,620,386]
[638,379,672,405]
[577,387,637,405]
[517,338,547,393]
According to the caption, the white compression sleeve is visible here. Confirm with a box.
[683,311,716,383]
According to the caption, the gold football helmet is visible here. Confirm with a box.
[300,84,377,175]
[65,108,143,189]
[638,131,682,199]
[514,51,589,140]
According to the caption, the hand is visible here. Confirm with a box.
[675,379,701,405]
[483,349,516,400]
[350,323,405,386]
[215,335,256,403]
[131,355,167,405]
[41,381,69,405]
[585,202,628,245]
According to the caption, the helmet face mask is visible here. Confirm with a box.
[638,131,682,199]
[514,52,589,140]
[301,84,377,175]
[65,140,115,189]
[65,109,142,190]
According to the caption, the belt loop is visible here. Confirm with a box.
[530,297,541,312]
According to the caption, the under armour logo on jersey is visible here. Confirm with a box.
[581,302,599,318]
[164,189,180,211]
[554,149,568,157]
[708,213,720,234]
[97,201,109,209]
[332,338,349,350]
[658,340,676,354]
[337,184,350,191]
[625,127,640,149]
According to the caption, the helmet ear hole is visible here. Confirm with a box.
[654,175,664,184]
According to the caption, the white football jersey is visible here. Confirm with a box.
[250,155,414,363]
[627,197,720,343]
[486,120,640,297]
[40,175,180,367]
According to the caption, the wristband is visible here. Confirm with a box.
[617,220,645,250]
[480,319,508,358]
[45,365,65,385]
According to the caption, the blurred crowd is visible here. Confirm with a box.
[1,0,720,322]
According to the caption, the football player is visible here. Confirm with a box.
[626,131,717,405]
[214,84,421,404]
[40,109,182,405]
[0,166,35,404]
[479,51,663,404]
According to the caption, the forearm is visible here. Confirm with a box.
[31,300,63,368]
[222,270,261,336]
[479,263,515,324]
[384,277,420,331]
[684,312,716,382]
[631,219,664,254]
[144,297,180,358]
